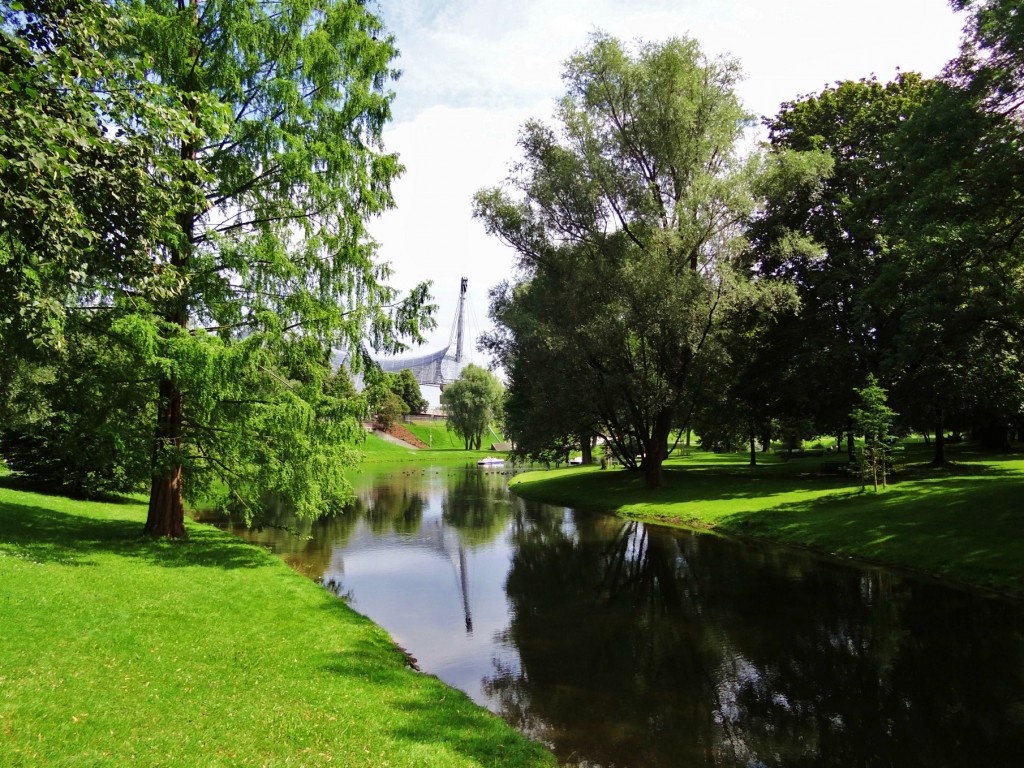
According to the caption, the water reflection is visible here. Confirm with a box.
[218,465,1024,768]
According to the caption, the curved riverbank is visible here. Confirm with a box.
[508,446,1024,598]
[0,484,556,767]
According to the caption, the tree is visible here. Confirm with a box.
[850,375,898,491]
[0,0,433,536]
[131,0,432,537]
[391,368,429,415]
[375,391,408,432]
[951,0,1024,116]
[475,34,774,488]
[440,365,504,451]
[856,1,1024,462]
[0,0,194,494]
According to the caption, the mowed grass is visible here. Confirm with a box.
[358,426,501,462]
[510,444,1024,596]
[0,485,556,767]
[401,421,467,451]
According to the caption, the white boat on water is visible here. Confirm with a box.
[477,457,505,466]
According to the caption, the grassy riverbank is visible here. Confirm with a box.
[509,443,1024,597]
[0,484,556,767]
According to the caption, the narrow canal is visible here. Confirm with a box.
[223,463,1024,767]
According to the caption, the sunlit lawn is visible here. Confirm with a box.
[510,444,1024,596]
[0,484,555,767]
[359,426,501,462]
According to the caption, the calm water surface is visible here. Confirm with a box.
[226,464,1024,767]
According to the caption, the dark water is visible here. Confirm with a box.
[224,464,1024,767]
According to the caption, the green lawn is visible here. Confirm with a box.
[510,444,1024,596]
[0,484,555,767]
[402,420,467,451]
[358,426,504,462]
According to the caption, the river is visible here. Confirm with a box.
[221,462,1024,767]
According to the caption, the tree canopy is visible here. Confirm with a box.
[0,0,433,534]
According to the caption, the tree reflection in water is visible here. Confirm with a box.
[443,466,510,548]
[487,501,1024,768]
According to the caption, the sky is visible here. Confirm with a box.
[366,0,967,370]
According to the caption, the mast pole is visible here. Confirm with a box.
[455,277,467,363]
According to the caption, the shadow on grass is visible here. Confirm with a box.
[522,454,1024,511]
[321,643,554,767]
[0,496,268,570]
[0,474,145,504]
[720,477,1024,594]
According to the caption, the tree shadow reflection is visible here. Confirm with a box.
[487,504,1024,767]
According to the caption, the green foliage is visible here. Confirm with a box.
[878,73,1024,455]
[851,374,898,444]
[850,374,898,491]
[440,364,504,451]
[750,18,1024,462]
[952,0,1024,114]
[752,74,932,441]
[390,368,429,415]
[0,0,193,349]
[0,315,154,496]
[376,391,409,431]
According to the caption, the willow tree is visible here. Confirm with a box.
[440,364,504,451]
[475,34,773,488]
[126,0,431,536]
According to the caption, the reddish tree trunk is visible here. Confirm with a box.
[144,377,186,538]
[144,2,197,539]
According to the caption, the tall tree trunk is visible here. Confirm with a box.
[642,409,673,489]
[144,377,186,537]
[581,437,593,465]
[932,408,946,467]
[846,427,855,462]
[870,446,878,491]
[643,458,663,489]
[146,1,198,538]
[749,431,757,467]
